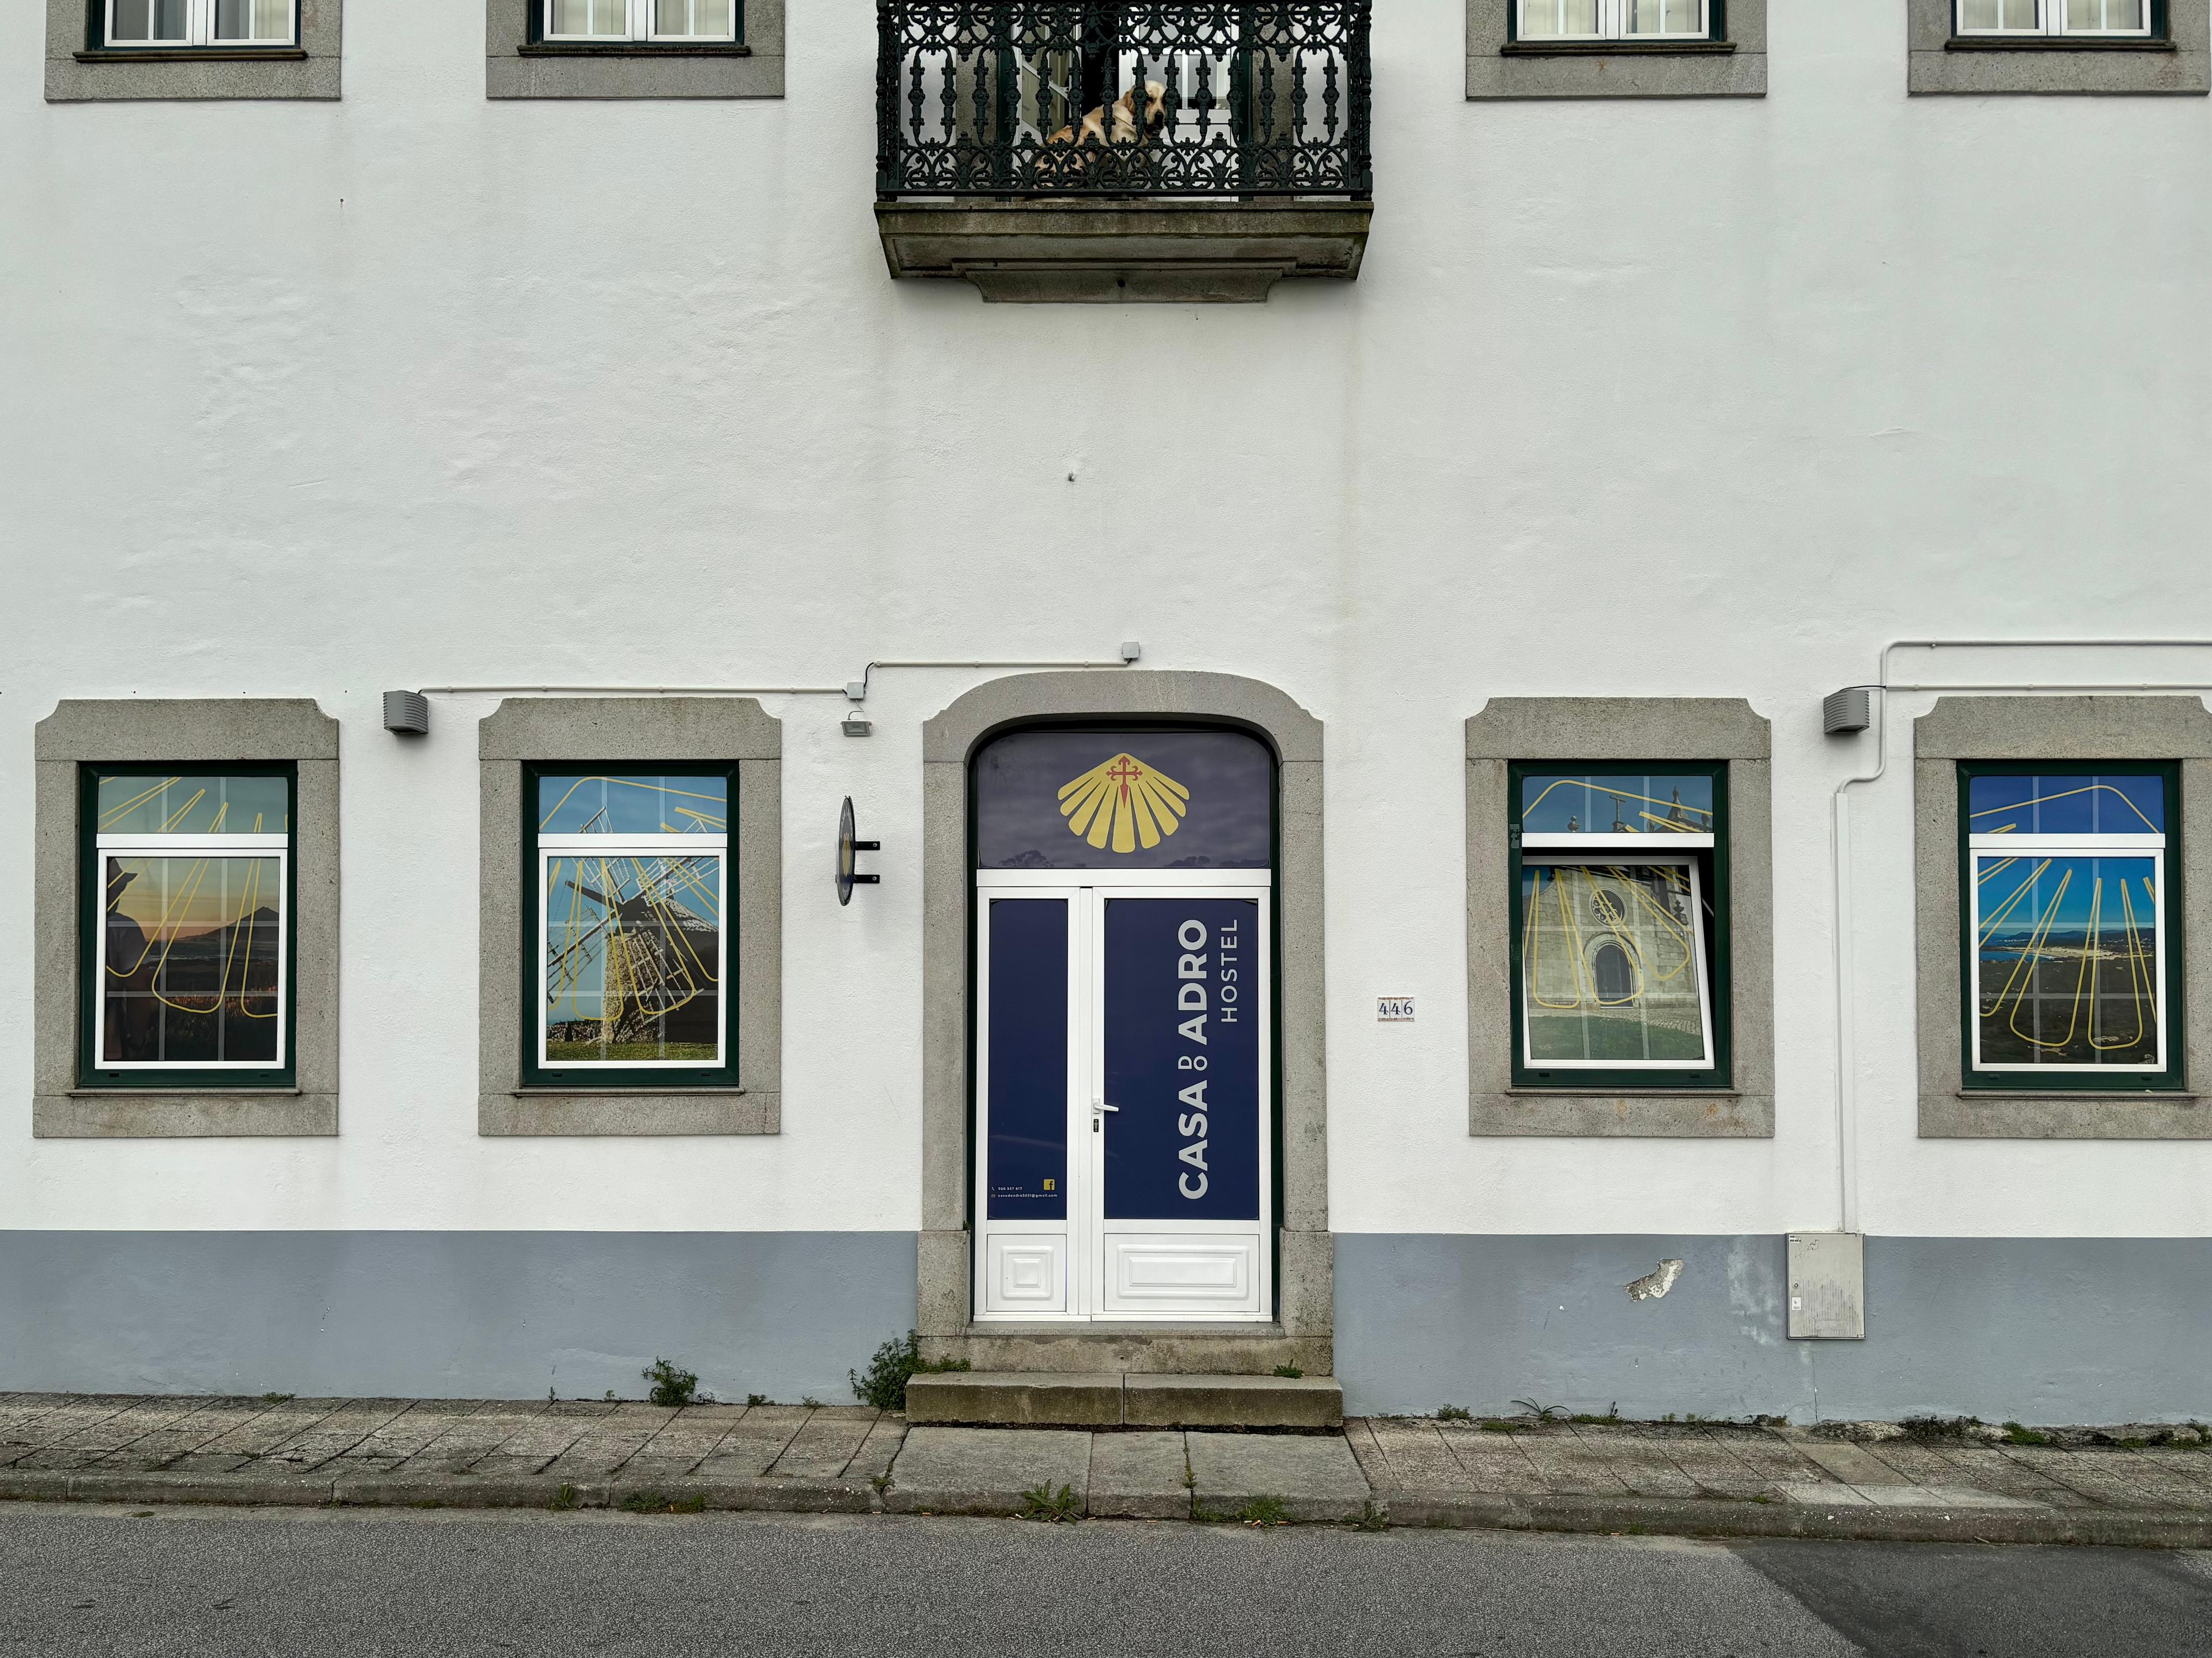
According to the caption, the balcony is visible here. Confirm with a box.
[875,0,1373,302]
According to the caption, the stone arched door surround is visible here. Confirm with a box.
[918,673,1331,1374]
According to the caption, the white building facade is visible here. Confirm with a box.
[6,0,2212,1421]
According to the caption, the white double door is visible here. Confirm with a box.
[975,869,1272,1322]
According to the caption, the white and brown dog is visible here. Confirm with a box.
[1048,79,1168,147]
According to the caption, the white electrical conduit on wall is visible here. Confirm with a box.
[412,654,1138,703]
[1829,639,2212,1235]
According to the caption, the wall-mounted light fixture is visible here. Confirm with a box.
[383,690,430,736]
[837,796,880,905]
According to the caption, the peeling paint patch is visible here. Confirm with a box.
[1626,1259,1685,1302]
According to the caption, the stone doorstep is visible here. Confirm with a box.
[905,1371,1343,1430]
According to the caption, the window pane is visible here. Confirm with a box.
[1522,0,1600,37]
[1521,864,1710,1065]
[696,0,733,35]
[1967,773,2164,836]
[544,852,722,1064]
[2068,0,2143,26]
[1960,0,2040,27]
[550,0,626,34]
[1626,0,1699,33]
[1975,853,2160,1068]
[536,773,728,836]
[96,773,289,836]
[1520,772,1715,837]
[111,0,187,40]
[103,856,282,1065]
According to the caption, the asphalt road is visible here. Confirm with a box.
[2,1503,2209,1657]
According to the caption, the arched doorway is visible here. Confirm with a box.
[971,724,1275,1321]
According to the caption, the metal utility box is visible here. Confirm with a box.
[1823,687,1872,735]
[1787,1231,1865,1340]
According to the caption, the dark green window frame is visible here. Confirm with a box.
[77,761,298,1092]
[1950,0,2169,39]
[1507,0,1728,43]
[1506,758,1732,1091]
[518,760,740,1092]
[1955,758,2184,1094]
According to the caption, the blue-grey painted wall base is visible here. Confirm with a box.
[1335,1234,2212,1425]
[0,1232,916,1404]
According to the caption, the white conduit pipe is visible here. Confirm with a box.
[1830,639,2212,1235]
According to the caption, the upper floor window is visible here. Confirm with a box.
[1517,0,1713,41]
[89,769,293,1076]
[1961,765,2179,1088]
[1956,0,2156,35]
[107,0,296,47]
[542,0,737,43]
[1511,765,1727,1084]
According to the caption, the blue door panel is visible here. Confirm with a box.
[1101,897,1261,1222]
[986,899,1068,1221]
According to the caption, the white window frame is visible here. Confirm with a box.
[1517,0,1712,43]
[105,0,298,48]
[1954,0,2155,37]
[1517,849,1717,1073]
[537,832,730,1071]
[94,831,290,1072]
[541,0,738,43]
[1967,829,2168,1075]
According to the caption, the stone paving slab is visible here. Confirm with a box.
[765,1407,881,1480]
[389,1403,550,1475]
[611,1405,747,1482]
[1188,1431,1369,1523]
[882,1426,1089,1516]
[539,1404,683,1481]
[843,1413,910,1486]
[327,1401,491,1474]
[12,1398,214,1471]
[1087,1431,1191,1519]
[168,1399,349,1473]
[690,1407,812,1481]
[1434,1425,1552,1494]
[255,1401,418,1473]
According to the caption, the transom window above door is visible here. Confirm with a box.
[105,0,296,46]
[541,0,738,42]
[1955,0,2155,34]
[1517,0,1714,41]
[974,728,1274,872]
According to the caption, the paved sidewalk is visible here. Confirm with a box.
[5,1393,2211,1545]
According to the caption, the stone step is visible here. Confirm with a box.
[906,1370,1343,1431]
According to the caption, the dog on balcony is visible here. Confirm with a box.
[1048,79,1169,147]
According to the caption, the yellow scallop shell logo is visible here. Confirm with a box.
[1058,753,1190,854]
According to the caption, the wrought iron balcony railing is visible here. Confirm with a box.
[876,0,1373,200]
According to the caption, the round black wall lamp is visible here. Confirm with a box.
[836,796,880,906]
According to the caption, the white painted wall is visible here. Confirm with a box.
[6,1,2210,1244]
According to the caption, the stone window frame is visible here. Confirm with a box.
[916,672,1332,1376]
[33,699,340,1137]
[486,0,784,98]
[1915,696,2212,1138]
[1467,0,1766,98]
[46,0,342,101]
[478,697,781,1136]
[1909,0,2210,93]
[1467,698,1775,1137]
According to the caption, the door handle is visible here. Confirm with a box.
[1092,1100,1119,1132]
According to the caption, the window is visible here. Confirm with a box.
[1960,764,2180,1089]
[541,0,737,42]
[525,768,736,1085]
[105,0,296,47]
[1956,0,2154,34]
[84,768,294,1082]
[1518,0,1713,40]
[1509,765,1728,1086]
